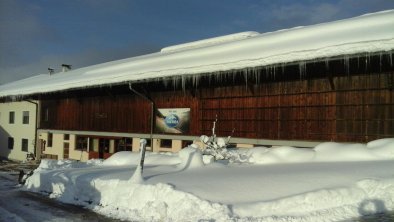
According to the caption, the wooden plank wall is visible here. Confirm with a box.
[199,78,336,140]
[336,74,394,141]
[40,95,151,133]
[40,72,394,143]
[199,72,393,142]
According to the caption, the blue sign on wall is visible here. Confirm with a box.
[155,108,190,134]
[164,114,180,128]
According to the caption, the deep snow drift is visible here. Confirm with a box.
[24,139,394,221]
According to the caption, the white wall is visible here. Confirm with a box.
[39,132,64,159]
[68,134,89,161]
[0,101,37,161]
[38,132,89,161]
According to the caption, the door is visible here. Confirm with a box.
[99,139,109,159]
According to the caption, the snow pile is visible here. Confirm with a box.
[367,138,394,157]
[247,138,394,164]
[102,151,181,166]
[37,159,99,170]
[177,146,205,169]
[23,138,394,221]
[92,181,231,221]
[233,178,394,221]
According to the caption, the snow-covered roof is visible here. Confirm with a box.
[1,10,394,98]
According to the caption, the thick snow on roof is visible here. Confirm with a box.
[1,10,394,98]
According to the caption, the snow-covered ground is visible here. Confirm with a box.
[0,171,119,222]
[24,138,394,222]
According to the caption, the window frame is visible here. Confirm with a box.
[75,136,89,151]
[21,138,28,152]
[47,133,53,147]
[22,111,29,124]
[9,111,15,124]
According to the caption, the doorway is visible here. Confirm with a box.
[99,139,110,159]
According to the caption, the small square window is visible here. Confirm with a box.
[160,139,172,148]
[76,136,89,151]
[22,139,28,152]
[23,111,29,124]
[64,134,70,141]
[9,111,15,124]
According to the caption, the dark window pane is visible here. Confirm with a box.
[47,133,53,147]
[22,139,28,152]
[9,112,15,124]
[8,137,14,149]
[23,111,29,124]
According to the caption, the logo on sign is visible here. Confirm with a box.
[164,114,179,128]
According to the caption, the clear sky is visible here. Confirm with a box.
[1,0,393,84]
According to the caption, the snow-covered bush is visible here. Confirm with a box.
[200,116,247,163]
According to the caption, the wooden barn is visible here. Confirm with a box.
[1,10,393,161]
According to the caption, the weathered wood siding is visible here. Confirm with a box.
[200,73,393,142]
[39,71,393,143]
[40,96,151,133]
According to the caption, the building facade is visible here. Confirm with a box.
[0,10,393,161]
[0,101,37,161]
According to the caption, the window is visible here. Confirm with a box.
[9,111,15,124]
[23,111,29,124]
[44,108,49,122]
[8,137,14,149]
[99,139,110,153]
[64,134,70,141]
[47,133,53,147]
[160,139,172,148]
[145,139,151,148]
[115,138,132,152]
[21,139,28,152]
[76,136,89,151]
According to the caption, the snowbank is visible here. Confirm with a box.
[92,181,231,221]
[102,151,181,166]
[37,158,102,170]
[234,178,394,221]
[23,138,394,221]
[247,138,394,164]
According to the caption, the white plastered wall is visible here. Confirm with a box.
[39,132,64,159]
[0,101,37,161]
[68,134,89,162]
[38,133,89,161]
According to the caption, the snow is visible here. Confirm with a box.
[160,31,260,53]
[102,151,180,166]
[23,138,394,221]
[246,139,394,164]
[1,10,394,98]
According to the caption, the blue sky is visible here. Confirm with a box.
[1,0,394,84]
